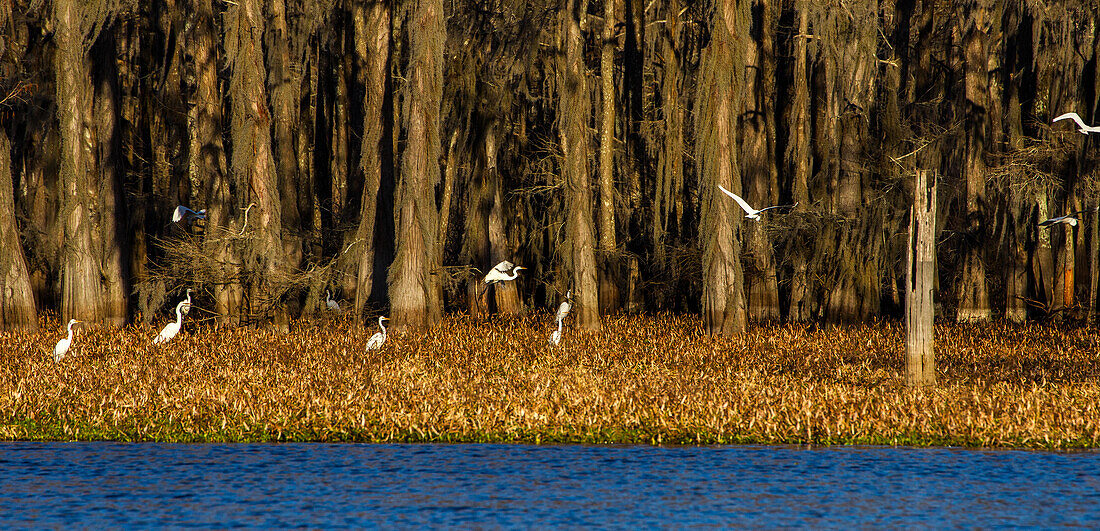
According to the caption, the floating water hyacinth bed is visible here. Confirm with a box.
[2,315,1100,448]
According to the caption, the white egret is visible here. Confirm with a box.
[172,205,207,223]
[549,318,563,346]
[555,289,572,323]
[365,316,390,350]
[180,288,193,317]
[325,290,340,312]
[153,300,188,345]
[717,185,797,221]
[483,260,526,285]
[53,319,83,362]
[1052,112,1100,134]
[1039,212,1087,227]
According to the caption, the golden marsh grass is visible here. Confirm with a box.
[3,314,1100,448]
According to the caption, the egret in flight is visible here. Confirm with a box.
[53,319,83,362]
[153,300,188,345]
[1039,212,1088,227]
[365,316,390,350]
[1052,112,1100,134]
[172,205,207,223]
[717,185,797,221]
[480,260,526,296]
[325,290,340,312]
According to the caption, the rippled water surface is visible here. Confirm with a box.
[1,442,1097,527]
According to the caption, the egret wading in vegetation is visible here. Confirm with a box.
[480,261,526,296]
[365,316,390,350]
[325,290,340,312]
[549,318,563,346]
[717,185,797,221]
[172,205,207,223]
[1052,112,1100,134]
[153,300,188,345]
[556,289,573,323]
[53,319,82,362]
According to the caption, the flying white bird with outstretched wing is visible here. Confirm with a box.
[1039,210,1091,228]
[483,261,526,287]
[717,185,798,221]
[172,205,207,223]
[1053,112,1100,134]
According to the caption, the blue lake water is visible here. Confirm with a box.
[0,442,1097,527]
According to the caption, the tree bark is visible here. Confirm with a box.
[906,169,936,387]
[0,130,38,330]
[786,2,811,322]
[598,0,620,314]
[389,0,444,331]
[955,5,991,322]
[697,0,748,336]
[558,0,601,331]
[227,0,287,327]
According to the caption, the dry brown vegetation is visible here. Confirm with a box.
[2,314,1100,448]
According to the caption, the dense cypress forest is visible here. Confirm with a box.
[0,0,1098,335]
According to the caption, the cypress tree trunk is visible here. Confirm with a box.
[786,2,812,322]
[389,0,444,331]
[227,0,287,327]
[0,131,38,330]
[269,0,304,273]
[653,0,683,309]
[741,0,779,321]
[955,4,992,322]
[698,0,748,336]
[192,0,239,324]
[344,0,391,317]
[55,0,105,323]
[598,0,620,314]
[559,0,601,331]
[93,34,130,326]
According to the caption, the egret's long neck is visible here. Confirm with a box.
[556,318,563,331]
[175,302,184,324]
[379,318,387,336]
[67,323,76,342]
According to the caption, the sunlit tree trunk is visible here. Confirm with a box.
[389,0,444,331]
[226,0,287,327]
[93,34,130,325]
[269,0,304,273]
[598,0,620,314]
[559,0,601,331]
[786,2,811,322]
[0,131,38,330]
[741,0,779,321]
[345,0,392,317]
[55,0,106,323]
[698,0,748,336]
[955,4,991,322]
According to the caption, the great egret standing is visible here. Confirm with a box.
[717,185,797,221]
[180,288,193,317]
[172,205,207,223]
[153,300,188,345]
[53,319,83,362]
[325,290,340,312]
[555,289,573,323]
[1053,112,1100,134]
[549,318,563,346]
[365,316,390,350]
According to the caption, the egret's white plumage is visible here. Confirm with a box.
[717,185,797,221]
[555,289,572,323]
[180,288,193,317]
[153,300,188,345]
[1053,112,1100,134]
[172,205,207,223]
[483,260,526,285]
[325,290,340,311]
[365,316,389,350]
[549,318,563,346]
[53,319,82,362]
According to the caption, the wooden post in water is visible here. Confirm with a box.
[906,169,936,387]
